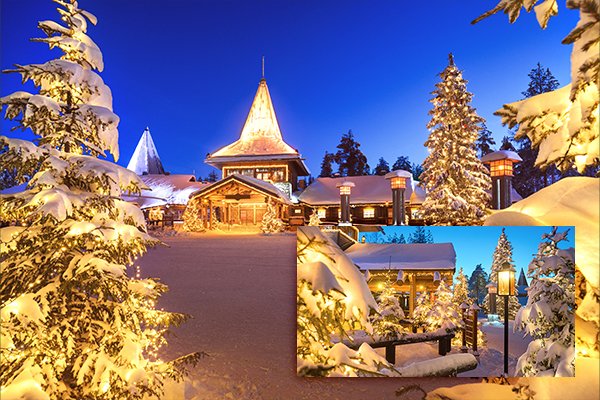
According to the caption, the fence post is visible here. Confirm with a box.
[470,304,480,356]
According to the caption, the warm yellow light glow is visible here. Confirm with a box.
[489,159,514,177]
[498,266,515,296]
[390,176,406,189]
[363,207,375,218]
[317,208,326,219]
[339,186,351,195]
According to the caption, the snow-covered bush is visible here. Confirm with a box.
[482,229,521,320]
[261,200,284,234]
[420,53,491,225]
[308,208,321,226]
[296,227,395,376]
[0,1,200,398]
[514,227,575,377]
[425,280,462,333]
[474,0,599,173]
[412,290,431,329]
[371,274,407,339]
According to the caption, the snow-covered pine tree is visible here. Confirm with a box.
[425,280,462,333]
[0,1,200,398]
[308,208,321,226]
[515,227,575,377]
[411,290,431,329]
[371,274,406,339]
[420,54,491,225]
[453,267,471,308]
[261,200,284,234]
[482,228,521,320]
[474,0,599,173]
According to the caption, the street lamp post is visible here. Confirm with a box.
[481,151,522,210]
[336,181,355,226]
[498,261,516,375]
[486,282,498,315]
[385,170,412,225]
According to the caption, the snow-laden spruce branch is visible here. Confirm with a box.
[0,1,201,398]
[473,0,599,172]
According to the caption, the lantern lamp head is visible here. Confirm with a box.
[385,170,412,189]
[336,181,355,195]
[486,282,497,294]
[497,261,515,296]
[481,151,523,178]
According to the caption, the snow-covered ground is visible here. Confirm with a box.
[138,232,475,399]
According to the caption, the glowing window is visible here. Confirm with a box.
[317,208,326,219]
[363,207,375,218]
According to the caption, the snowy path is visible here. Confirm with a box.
[457,320,530,377]
[138,232,477,399]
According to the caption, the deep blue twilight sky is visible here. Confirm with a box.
[1,0,578,178]
[363,226,574,278]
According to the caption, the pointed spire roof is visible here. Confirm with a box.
[127,127,165,175]
[208,78,298,158]
[517,267,528,287]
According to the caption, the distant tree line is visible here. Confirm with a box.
[319,130,424,180]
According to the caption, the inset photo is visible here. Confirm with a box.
[297,225,575,378]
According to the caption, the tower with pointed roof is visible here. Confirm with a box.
[127,127,165,175]
[205,75,309,191]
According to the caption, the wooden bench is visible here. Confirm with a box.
[344,328,456,364]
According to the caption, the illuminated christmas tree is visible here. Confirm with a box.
[371,275,406,339]
[261,200,284,233]
[182,198,205,232]
[0,1,199,398]
[420,54,491,225]
[515,227,575,377]
[482,228,521,320]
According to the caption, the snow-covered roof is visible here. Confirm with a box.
[190,173,293,205]
[207,78,299,158]
[481,150,523,163]
[123,174,209,209]
[126,127,165,175]
[345,242,456,271]
[298,175,425,206]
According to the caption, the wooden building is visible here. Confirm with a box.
[205,77,309,193]
[298,175,426,226]
[187,174,292,227]
[345,242,456,316]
